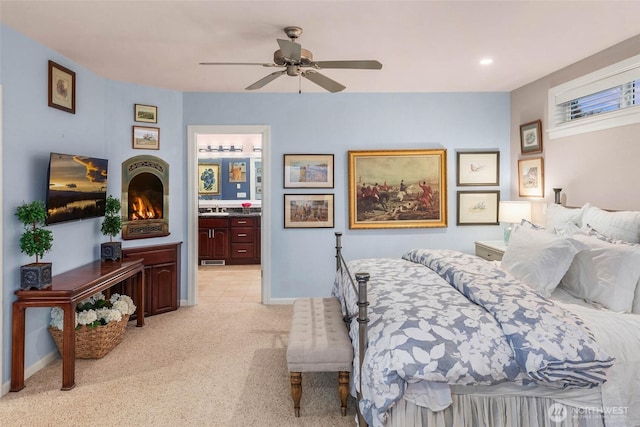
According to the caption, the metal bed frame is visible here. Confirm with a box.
[335,232,370,427]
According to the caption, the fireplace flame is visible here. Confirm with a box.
[130,196,161,220]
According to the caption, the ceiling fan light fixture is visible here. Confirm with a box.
[201,25,382,93]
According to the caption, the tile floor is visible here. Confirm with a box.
[198,264,262,304]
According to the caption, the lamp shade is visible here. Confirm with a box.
[498,201,532,223]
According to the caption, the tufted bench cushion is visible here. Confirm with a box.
[287,297,353,372]
[286,297,353,417]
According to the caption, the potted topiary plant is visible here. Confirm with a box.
[16,200,54,290]
[100,195,122,261]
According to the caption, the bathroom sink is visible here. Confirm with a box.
[199,212,229,217]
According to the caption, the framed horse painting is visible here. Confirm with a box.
[348,149,448,229]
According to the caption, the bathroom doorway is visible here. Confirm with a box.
[187,125,271,306]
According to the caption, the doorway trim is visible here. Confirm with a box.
[186,125,271,305]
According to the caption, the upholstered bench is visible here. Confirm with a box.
[286,297,353,417]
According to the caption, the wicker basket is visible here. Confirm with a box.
[48,315,129,359]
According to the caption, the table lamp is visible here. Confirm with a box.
[498,201,532,243]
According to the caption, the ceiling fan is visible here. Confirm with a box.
[199,26,383,93]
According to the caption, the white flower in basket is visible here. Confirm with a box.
[50,292,136,330]
[49,292,137,359]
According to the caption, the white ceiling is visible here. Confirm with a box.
[2,1,640,94]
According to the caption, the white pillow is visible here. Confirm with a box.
[581,203,640,243]
[500,225,587,297]
[560,234,640,313]
[545,203,585,231]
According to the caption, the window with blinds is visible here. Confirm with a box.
[547,54,640,139]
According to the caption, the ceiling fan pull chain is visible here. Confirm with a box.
[299,75,302,94]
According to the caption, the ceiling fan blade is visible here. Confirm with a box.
[245,70,286,90]
[302,70,346,93]
[199,62,277,67]
[277,39,302,62]
[313,60,383,70]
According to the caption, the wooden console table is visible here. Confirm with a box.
[11,259,145,392]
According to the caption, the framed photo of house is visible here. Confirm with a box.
[198,163,221,195]
[456,191,500,225]
[518,157,544,197]
[520,120,543,154]
[134,104,158,123]
[48,60,75,114]
[348,149,447,229]
[284,194,334,228]
[456,151,500,186]
[283,154,334,188]
[132,126,160,150]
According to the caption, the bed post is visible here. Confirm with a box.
[355,272,370,427]
[335,232,343,272]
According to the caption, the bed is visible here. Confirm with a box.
[332,203,640,427]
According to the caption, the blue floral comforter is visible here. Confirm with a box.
[332,249,614,427]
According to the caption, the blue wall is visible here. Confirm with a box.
[183,92,511,299]
[1,25,184,387]
[1,22,510,387]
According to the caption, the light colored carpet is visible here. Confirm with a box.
[0,302,357,426]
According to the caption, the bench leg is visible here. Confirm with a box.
[338,371,350,416]
[290,372,302,417]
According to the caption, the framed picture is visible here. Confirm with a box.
[229,161,247,183]
[518,157,544,197]
[348,149,447,229]
[456,151,500,186]
[132,126,160,150]
[520,120,543,154]
[198,163,221,195]
[283,154,334,188]
[284,194,334,228]
[456,191,500,225]
[48,60,75,114]
[134,104,158,123]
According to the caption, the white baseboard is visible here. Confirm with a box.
[1,351,59,396]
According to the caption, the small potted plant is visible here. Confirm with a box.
[16,200,54,290]
[100,195,122,261]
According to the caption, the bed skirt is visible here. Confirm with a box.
[385,395,605,427]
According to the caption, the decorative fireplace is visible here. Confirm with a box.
[121,155,170,240]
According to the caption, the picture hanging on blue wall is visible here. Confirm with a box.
[198,163,220,195]
[229,161,246,182]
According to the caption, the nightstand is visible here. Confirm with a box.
[475,240,507,262]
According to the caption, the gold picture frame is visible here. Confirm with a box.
[48,60,75,114]
[198,163,221,195]
[348,149,447,229]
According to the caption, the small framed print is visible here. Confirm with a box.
[456,151,500,186]
[518,157,544,197]
[520,120,543,154]
[284,194,334,228]
[132,126,160,150]
[283,154,334,188]
[134,104,158,123]
[456,191,500,225]
[48,60,76,114]
[198,163,221,195]
[229,161,247,183]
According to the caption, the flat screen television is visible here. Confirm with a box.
[45,152,109,225]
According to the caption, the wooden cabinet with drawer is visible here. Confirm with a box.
[229,217,258,264]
